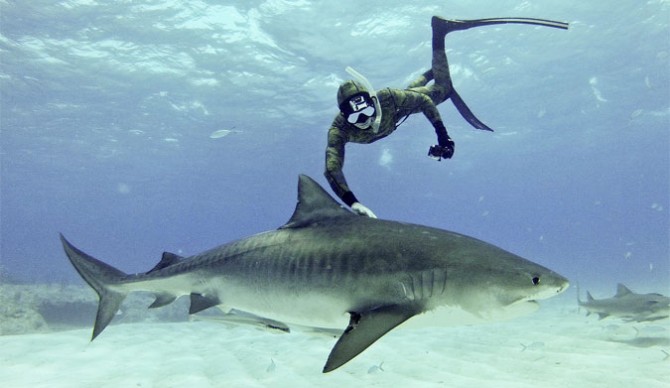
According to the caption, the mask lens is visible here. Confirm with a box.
[347,106,375,124]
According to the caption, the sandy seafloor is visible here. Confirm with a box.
[0,293,668,388]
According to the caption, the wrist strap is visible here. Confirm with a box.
[433,121,451,146]
[342,191,358,207]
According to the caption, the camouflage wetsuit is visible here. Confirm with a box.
[325,19,454,207]
[324,16,567,209]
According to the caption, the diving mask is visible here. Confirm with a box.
[345,95,376,126]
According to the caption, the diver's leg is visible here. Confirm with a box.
[406,69,434,89]
[426,16,567,132]
[430,16,493,131]
[405,17,453,93]
[427,17,452,105]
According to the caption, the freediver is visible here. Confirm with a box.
[324,16,568,218]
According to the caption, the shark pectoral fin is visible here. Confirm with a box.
[149,293,178,308]
[189,293,221,314]
[323,305,420,373]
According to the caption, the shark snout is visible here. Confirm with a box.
[532,273,569,301]
[556,282,569,294]
[552,277,570,295]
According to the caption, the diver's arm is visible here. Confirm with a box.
[390,89,441,122]
[324,125,377,218]
[392,89,455,158]
[429,121,455,160]
[324,125,356,204]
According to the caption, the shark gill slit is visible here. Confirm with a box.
[406,269,447,301]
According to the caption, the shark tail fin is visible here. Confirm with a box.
[60,234,128,340]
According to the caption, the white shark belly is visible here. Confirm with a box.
[213,280,356,329]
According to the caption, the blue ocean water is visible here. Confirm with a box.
[1,0,668,294]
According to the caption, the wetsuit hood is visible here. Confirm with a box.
[338,67,382,133]
[337,80,369,111]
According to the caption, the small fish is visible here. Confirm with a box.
[520,341,545,352]
[209,128,240,139]
[266,358,276,373]
[367,361,384,374]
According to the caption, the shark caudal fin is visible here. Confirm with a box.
[60,234,128,340]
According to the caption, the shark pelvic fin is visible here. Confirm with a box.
[282,175,354,229]
[323,304,421,373]
[149,293,178,308]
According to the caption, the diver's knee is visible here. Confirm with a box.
[430,86,451,104]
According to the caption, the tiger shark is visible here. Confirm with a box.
[61,174,569,372]
[578,283,670,322]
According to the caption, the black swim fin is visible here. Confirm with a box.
[435,16,568,131]
[438,17,569,34]
[449,89,494,132]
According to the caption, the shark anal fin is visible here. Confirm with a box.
[189,293,221,314]
[323,304,420,373]
[149,293,178,308]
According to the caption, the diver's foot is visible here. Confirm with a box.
[431,16,470,35]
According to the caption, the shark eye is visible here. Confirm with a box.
[532,276,541,286]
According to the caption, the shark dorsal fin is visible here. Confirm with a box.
[615,283,633,297]
[281,175,354,229]
[586,291,594,302]
[146,252,185,274]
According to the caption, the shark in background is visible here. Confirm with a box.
[578,283,670,322]
[61,174,569,372]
